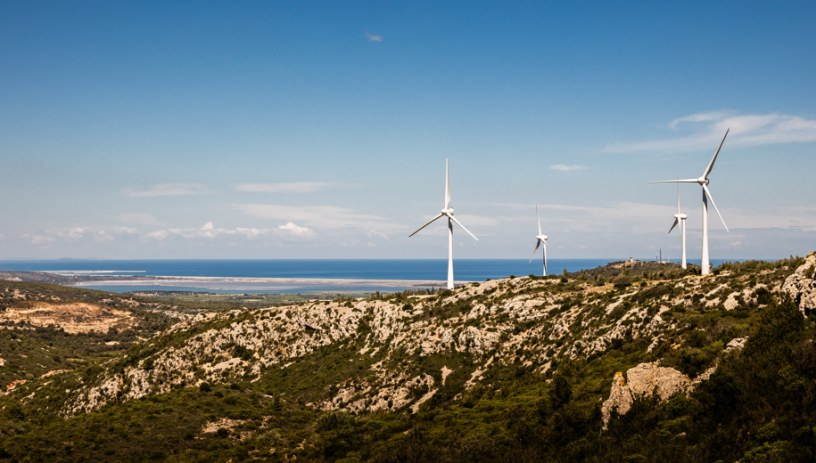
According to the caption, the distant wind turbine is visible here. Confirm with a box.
[650,129,730,275]
[668,183,688,269]
[409,159,477,290]
[529,205,548,276]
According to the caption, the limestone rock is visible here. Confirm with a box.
[782,253,816,316]
[726,337,747,352]
[601,362,691,427]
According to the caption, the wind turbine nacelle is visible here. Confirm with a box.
[442,208,454,215]
[675,214,687,220]
[698,177,709,185]
[537,235,548,241]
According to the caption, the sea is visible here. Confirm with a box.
[0,259,742,294]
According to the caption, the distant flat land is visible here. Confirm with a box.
[124,290,369,305]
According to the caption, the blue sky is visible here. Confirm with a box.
[1,1,815,260]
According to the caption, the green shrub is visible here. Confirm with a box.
[613,275,632,288]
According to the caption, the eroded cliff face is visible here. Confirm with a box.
[60,257,806,418]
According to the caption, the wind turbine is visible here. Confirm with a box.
[409,159,478,290]
[668,183,688,269]
[529,205,548,276]
[650,129,730,275]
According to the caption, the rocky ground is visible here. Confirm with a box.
[62,254,811,418]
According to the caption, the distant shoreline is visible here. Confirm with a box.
[69,276,451,291]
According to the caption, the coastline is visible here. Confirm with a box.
[70,275,451,292]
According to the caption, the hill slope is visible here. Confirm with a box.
[1,255,815,462]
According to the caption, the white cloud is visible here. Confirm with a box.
[668,111,730,129]
[550,164,587,172]
[95,227,137,241]
[141,222,298,242]
[278,222,313,236]
[236,227,272,239]
[123,183,209,197]
[604,111,816,153]
[366,31,382,42]
[238,204,404,235]
[58,227,89,241]
[235,182,329,194]
[144,229,170,241]
[24,226,136,244]
[30,235,55,245]
[474,199,816,235]
[117,213,161,225]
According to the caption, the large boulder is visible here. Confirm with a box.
[782,253,816,317]
[601,362,690,427]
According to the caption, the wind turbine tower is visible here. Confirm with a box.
[529,205,549,276]
[409,159,478,290]
[668,183,688,269]
[650,129,730,275]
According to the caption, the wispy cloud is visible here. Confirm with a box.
[23,227,137,245]
[366,31,382,42]
[143,222,295,241]
[471,199,816,234]
[550,164,587,172]
[278,222,313,236]
[123,183,209,197]
[116,213,161,225]
[95,227,137,241]
[30,235,55,245]
[58,227,90,241]
[235,182,329,194]
[603,111,816,154]
[238,204,404,235]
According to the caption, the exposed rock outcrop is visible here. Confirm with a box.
[726,337,747,352]
[0,302,135,334]
[601,333,751,428]
[782,253,816,316]
[601,363,690,427]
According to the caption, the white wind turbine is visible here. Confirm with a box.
[668,183,688,269]
[409,159,478,290]
[529,205,548,276]
[650,129,730,275]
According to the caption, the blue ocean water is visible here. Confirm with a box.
[1,259,621,279]
[0,258,745,294]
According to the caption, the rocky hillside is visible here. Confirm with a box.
[64,256,798,415]
[1,255,815,462]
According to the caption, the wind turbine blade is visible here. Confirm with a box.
[445,159,451,209]
[648,179,699,184]
[536,204,542,236]
[449,215,478,241]
[409,213,445,237]
[702,184,729,232]
[529,239,541,263]
[702,128,729,179]
[668,218,679,234]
